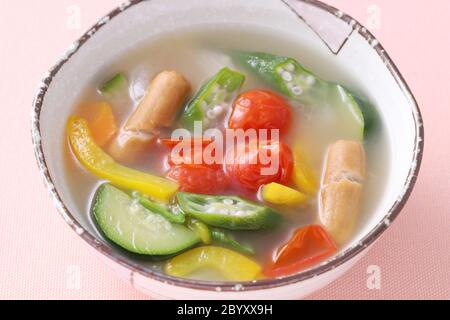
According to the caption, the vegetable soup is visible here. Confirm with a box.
[65,26,389,282]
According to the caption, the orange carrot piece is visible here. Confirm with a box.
[82,101,118,146]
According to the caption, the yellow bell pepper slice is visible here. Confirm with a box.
[261,182,308,206]
[164,246,262,281]
[67,116,179,202]
[292,144,319,195]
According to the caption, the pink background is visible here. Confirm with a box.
[0,0,449,299]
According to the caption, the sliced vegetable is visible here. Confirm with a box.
[81,101,118,147]
[176,192,281,230]
[292,144,319,195]
[264,225,337,277]
[92,184,200,255]
[233,51,324,102]
[164,246,262,281]
[347,89,380,138]
[233,51,364,140]
[67,116,179,202]
[325,84,364,140]
[320,140,365,244]
[100,73,128,96]
[186,217,212,244]
[229,89,292,135]
[211,229,255,255]
[167,164,228,194]
[162,138,220,168]
[181,67,245,129]
[160,137,214,148]
[261,182,308,206]
[137,194,185,224]
[225,139,293,191]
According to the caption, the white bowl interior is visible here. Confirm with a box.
[38,0,419,284]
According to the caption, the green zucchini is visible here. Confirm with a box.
[92,184,200,255]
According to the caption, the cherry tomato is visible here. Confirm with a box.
[167,164,228,194]
[159,138,213,148]
[228,89,292,135]
[161,138,220,168]
[264,225,337,278]
[225,140,293,191]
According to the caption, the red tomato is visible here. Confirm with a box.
[228,90,292,135]
[166,164,228,194]
[225,140,293,191]
[264,225,337,278]
[159,138,213,148]
[161,138,220,168]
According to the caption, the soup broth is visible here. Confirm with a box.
[65,25,390,281]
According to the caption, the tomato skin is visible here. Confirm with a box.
[167,164,228,194]
[163,138,227,194]
[159,138,213,148]
[161,138,221,168]
[264,225,337,278]
[225,140,293,191]
[228,90,292,135]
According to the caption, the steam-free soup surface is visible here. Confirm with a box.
[64,25,390,281]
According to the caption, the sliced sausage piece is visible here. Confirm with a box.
[125,70,191,132]
[322,140,365,185]
[319,140,366,244]
[108,130,156,164]
[108,70,191,164]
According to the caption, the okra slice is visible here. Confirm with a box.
[176,192,281,230]
[233,52,365,140]
[136,194,185,224]
[181,67,245,129]
[233,52,324,101]
[211,229,255,255]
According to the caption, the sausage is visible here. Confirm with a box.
[108,130,156,164]
[322,140,365,185]
[124,70,191,132]
[108,70,191,163]
[319,140,366,244]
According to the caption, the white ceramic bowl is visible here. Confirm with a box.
[31,0,424,299]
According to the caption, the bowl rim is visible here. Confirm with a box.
[31,0,424,292]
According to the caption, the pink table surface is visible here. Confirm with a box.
[0,0,449,300]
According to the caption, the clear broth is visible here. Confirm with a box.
[65,25,390,280]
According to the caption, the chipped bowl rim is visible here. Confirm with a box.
[31,0,424,293]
